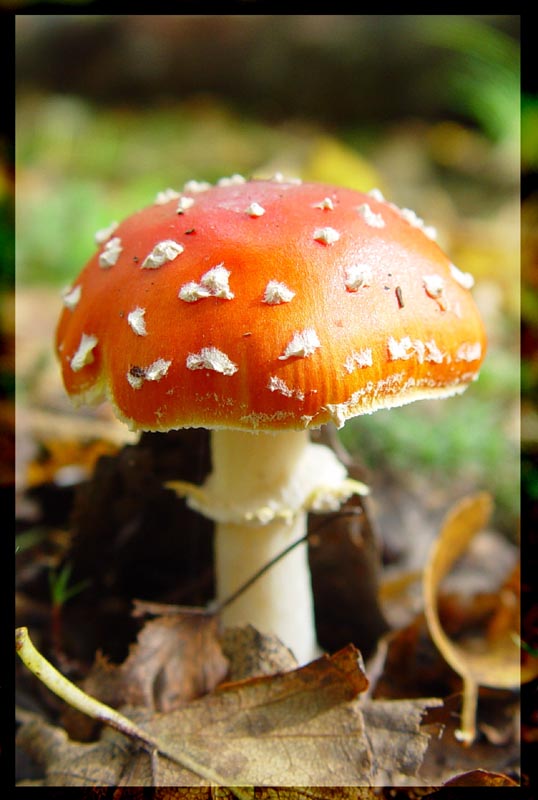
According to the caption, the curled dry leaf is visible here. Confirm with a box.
[65,609,229,720]
[58,608,229,741]
[120,611,229,712]
[423,492,535,744]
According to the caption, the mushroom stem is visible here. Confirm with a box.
[211,428,318,664]
[170,428,367,664]
[210,428,311,511]
[215,511,317,663]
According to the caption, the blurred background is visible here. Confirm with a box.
[10,15,538,787]
[11,14,522,529]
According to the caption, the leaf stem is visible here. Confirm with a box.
[16,626,153,745]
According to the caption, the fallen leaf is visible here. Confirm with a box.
[365,620,521,785]
[422,492,530,744]
[359,697,444,786]
[58,601,228,741]
[16,716,135,786]
[120,612,229,712]
[220,624,298,682]
[16,642,442,787]
[146,645,371,787]
[60,608,229,741]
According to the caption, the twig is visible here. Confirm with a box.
[211,507,363,614]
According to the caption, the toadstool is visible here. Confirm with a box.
[55,177,486,664]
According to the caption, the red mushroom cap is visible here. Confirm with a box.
[55,178,487,432]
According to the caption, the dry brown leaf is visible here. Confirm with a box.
[422,492,529,744]
[60,610,229,741]
[120,612,229,712]
[16,716,135,786]
[145,645,371,787]
[16,644,442,787]
[359,697,443,786]
[220,624,298,682]
[366,624,521,785]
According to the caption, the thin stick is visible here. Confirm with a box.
[211,507,363,614]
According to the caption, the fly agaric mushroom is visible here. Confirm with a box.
[55,176,486,664]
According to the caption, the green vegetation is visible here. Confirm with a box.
[49,562,90,608]
[16,96,297,286]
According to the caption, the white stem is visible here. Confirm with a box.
[211,429,318,664]
[215,513,317,664]
[210,428,310,506]
[169,428,368,665]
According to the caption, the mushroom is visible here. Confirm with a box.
[55,177,486,664]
